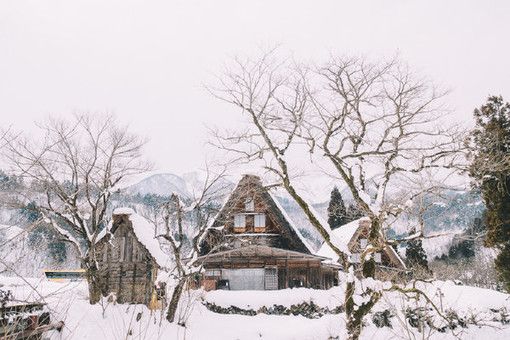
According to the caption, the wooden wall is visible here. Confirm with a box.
[202,258,338,290]
[95,215,158,304]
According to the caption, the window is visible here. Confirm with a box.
[245,197,255,211]
[374,252,382,263]
[234,214,246,228]
[350,253,361,263]
[360,238,368,249]
[254,214,266,229]
[264,267,278,290]
[205,269,221,277]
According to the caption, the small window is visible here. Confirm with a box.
[360,238,368,249]
[350,253,361,263]
[234,214,246,228]
[374,252,382,263]
[245,197,254,211]
[205,269,221,277]
[254,214,266,229]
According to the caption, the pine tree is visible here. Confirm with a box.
[327,186,348,229]
[405,229,430,272]
[469,96,510,291]
[347,203,364,221]
[447,217,483,260]
[21,202,67,264]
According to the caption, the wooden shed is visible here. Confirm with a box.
[93,208,171,305]
[317,218,407,280]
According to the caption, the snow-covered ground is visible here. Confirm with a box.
[1,275,509,340]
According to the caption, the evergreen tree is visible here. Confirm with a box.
[327,186,348,229]
[469,96,510,291]
[448,238,475,259]
[405,229,430,272]
[21,202,67,264]
[347,203,364,221]
[447,217,483,260]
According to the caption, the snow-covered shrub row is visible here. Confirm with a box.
[202,300,343,319]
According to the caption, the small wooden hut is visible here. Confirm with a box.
[94,208,170,305]
[317,218,407,280]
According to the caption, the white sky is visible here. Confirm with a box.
[1,0,510,175]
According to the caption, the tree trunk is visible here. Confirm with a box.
[166,279,185,323]
[346,318,362,340]
[84,253,102,304]
[345,280,361,340]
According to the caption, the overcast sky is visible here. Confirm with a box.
[1,0,509,175]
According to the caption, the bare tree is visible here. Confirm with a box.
[143,166,229,324]
[208,50,465,340]
[2,114,150,302]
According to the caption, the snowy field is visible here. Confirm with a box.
[1,275,510,340]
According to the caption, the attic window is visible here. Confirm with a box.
[234,214,246,230]
[254,214,266,231]
[360,238,368,249]
[245,197,254,211]
[374,252,382,263]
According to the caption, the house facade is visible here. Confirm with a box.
[93,208,169,305]
[317,218,407,280]
[197,174,340,291]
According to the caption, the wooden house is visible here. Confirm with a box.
[317,218,407,280]
[197,175,340,291]
[93,208,170,305]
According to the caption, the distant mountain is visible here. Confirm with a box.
[124,172,234,200]
[124,173,195,198]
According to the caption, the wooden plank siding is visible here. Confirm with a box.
[95,215,159,305]
[202,258,338,290]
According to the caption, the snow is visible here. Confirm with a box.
[99,208,173,269]
[205,287,343,310]
[268,191,316,254]
[2,275,510,340]
[112,207,137,215]
[0,224,24,239]
[316,218,369,261]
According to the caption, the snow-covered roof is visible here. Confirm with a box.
[97,208,171,269]
[386,244,407,269]
[268,191,316,254]
[316,217,407,269]
[316,218,368,261]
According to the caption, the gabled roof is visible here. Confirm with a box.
[316,218,367,261]
[316,217,406,270]
[96,208,172,269]
[207,174,315,254]
[267,191,315,254]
